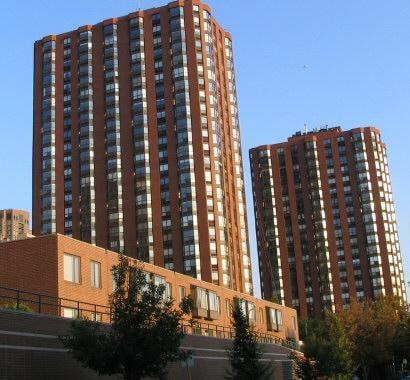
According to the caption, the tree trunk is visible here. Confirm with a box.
[362,366,368,380]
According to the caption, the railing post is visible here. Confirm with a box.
[16,290,20,310]
[94,304,97,321]
[38,295,42,313]
[77,301,80,319]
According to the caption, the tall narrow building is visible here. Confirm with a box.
[33,0,253,293]
[0,210,31,242]
[250,127,407,317]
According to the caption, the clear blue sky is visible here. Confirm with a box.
[1,0,409,297]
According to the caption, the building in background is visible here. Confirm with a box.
[250,127,407,318]
[0,209,31,242]
[32,0,252,293]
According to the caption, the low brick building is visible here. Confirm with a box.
[0,234,299,344]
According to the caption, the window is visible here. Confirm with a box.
[154,275,172,300]
[235,298,255,323]
[276,309,283,326]
[90,261,101,288]
[178,286,186,302]
[62,307,80,319]
[259,307,264,323]
[91,312,102,322]
[208,291,220,313]
[192,287,220,318]
[64,254,81,283]
[111,269,117,291]
[268,308,283,331]
[249,303,256,323]
[226,299,232,318]
[196,287,208,309]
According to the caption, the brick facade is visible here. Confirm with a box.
[0,210,31,242]
[33,0,253,295]
[0,235,299,343]
[250,127,407,318]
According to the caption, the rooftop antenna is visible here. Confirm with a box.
[138,0,142,11]
[302,64,309,135]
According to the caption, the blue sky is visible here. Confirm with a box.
[1,0,409,297]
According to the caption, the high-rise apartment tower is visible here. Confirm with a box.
[33,0,253,293]
[250,127,407,317]
[0,210,31,242]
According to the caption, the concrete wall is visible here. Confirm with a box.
[0,309,294,380]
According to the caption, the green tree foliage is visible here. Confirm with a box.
[225,303,275,380]
[61,254,191,380]
[293,296,410,380]
[289,351,318,380]
[2,302,32,312]
[395,312,410,364]
[340,296,409,380]
[295,310,356,379]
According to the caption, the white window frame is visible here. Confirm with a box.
[63,253,81,283]
[62,307,80,319]
[90,261,101,288]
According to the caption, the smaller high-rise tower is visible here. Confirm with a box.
[250,127,407,318]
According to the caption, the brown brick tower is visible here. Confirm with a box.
[33,0,253,294]
[0,209,31,242]
[250,127,407,317]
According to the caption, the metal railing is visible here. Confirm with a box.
[0,285,297,350]
[0,285,111,321]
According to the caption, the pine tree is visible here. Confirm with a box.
[225,303,275,380]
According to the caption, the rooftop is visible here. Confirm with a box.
[291,126,342,138]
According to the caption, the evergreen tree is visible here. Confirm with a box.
[225,303,275,380]
[61,254,191,380]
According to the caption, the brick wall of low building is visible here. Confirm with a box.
[0,234,299,343]
[0,235,58,296]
